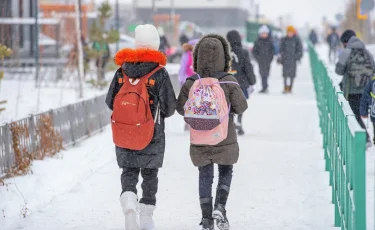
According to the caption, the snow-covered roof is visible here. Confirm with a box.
[0,18,59,25]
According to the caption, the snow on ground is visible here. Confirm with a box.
[0,65,179,124]
[317,44,375,229]
[0,54,340,229]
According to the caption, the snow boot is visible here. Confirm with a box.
[200,218,214,230]
[213,186,230,230]
[237,124,245,136]
[213,204,230,230]
[139,203,155,230]
[120,192,140,230]
[259,88,269,94]
[283,86,289,94]
[200,198,214,230]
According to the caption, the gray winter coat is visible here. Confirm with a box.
[279,35,303,78]
[335,36,375,96]
[176,34,248,167]
[106,49,176,169]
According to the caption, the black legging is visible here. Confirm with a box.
[121,167,159,205]
[348,94,370,141]
[284,77,295,90]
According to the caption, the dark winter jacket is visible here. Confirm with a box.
[226,30,256,89]
[360,78,375,122]
[309,30,318,45]
[106,48,176,169]
[159,36,170,53]
[335,36,375,96]
[176,34,248,167]
[253,36,274,77]
[327,32,340,48]
[279,35,303,78]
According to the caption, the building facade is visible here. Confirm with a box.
[0,0,36,56]
[135,0,250,34]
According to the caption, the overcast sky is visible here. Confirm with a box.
[94,0,348,28]
[258,0,347,27]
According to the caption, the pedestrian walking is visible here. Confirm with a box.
[336,29,374,144]
[279,26,303,94]
[177,34,248,230]
[226,30,256,135]
[252,25,274,93]
[106,24,177,230]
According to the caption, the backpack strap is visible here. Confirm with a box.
[187,72,231,82]
[119,66,163,86]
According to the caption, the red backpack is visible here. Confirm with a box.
[111,66,162,150]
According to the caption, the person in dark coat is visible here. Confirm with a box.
[177,34,248,230]
[326,27,340,63]
[336,29,374,144]
[252,25,274,93]
[309,29,318,46]
[106,24,176,230]
[158,27,170,54]
[226,30,256,135]
[360,77,375,146]
[279,25,303,93]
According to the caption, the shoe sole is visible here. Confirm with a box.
[212,211,230,230]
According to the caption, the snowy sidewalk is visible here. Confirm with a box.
[1,56,337,229]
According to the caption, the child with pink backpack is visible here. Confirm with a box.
[177,34,248,230]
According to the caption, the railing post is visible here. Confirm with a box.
[354,130,366,230]
[4,123,11,172]
[28,114,36,157]
[83,101,90,137]
[68,104,76,145]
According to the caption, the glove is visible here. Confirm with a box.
[247,86,255,96]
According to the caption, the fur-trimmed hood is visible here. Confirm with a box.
[193,34,231,78]
[114,48,167,66]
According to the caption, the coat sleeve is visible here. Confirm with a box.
[105,69,122,110]
[244,50,256,86]
[158,69,176,118]
[360,80,373,116]
[268,40,275,62]
[227,76,248,114]
[252,41,260,61]
[295,37,303,60]
[176,80,193,116]
[279,38,285,59]
[335,49,351,76]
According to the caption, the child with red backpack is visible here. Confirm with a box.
[177,34,248,230]
[105,24,176,230]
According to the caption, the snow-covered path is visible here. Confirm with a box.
[1,56,338,229]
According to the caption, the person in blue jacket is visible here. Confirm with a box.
[360,77,375,145]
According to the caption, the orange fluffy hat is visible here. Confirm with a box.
[286,26,296,34]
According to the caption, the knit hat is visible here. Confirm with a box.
[259,25,270,34]
[286,26,296,34]
[340,29,356,44]
[135,24,160,50]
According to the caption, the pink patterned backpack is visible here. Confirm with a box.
[184,73,238,145]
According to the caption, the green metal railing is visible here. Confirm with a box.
[308,45,367,230]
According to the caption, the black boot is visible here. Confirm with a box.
[200,198,214,230]
[213,186,230,230]
[236,114,245,136]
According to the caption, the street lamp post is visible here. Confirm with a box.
[34,0,40,88]
[115,0,119,52]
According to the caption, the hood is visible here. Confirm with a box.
[226,30,242,47]
[193,34,231,77]
[115,48,166,78]
[346,36,365,49]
